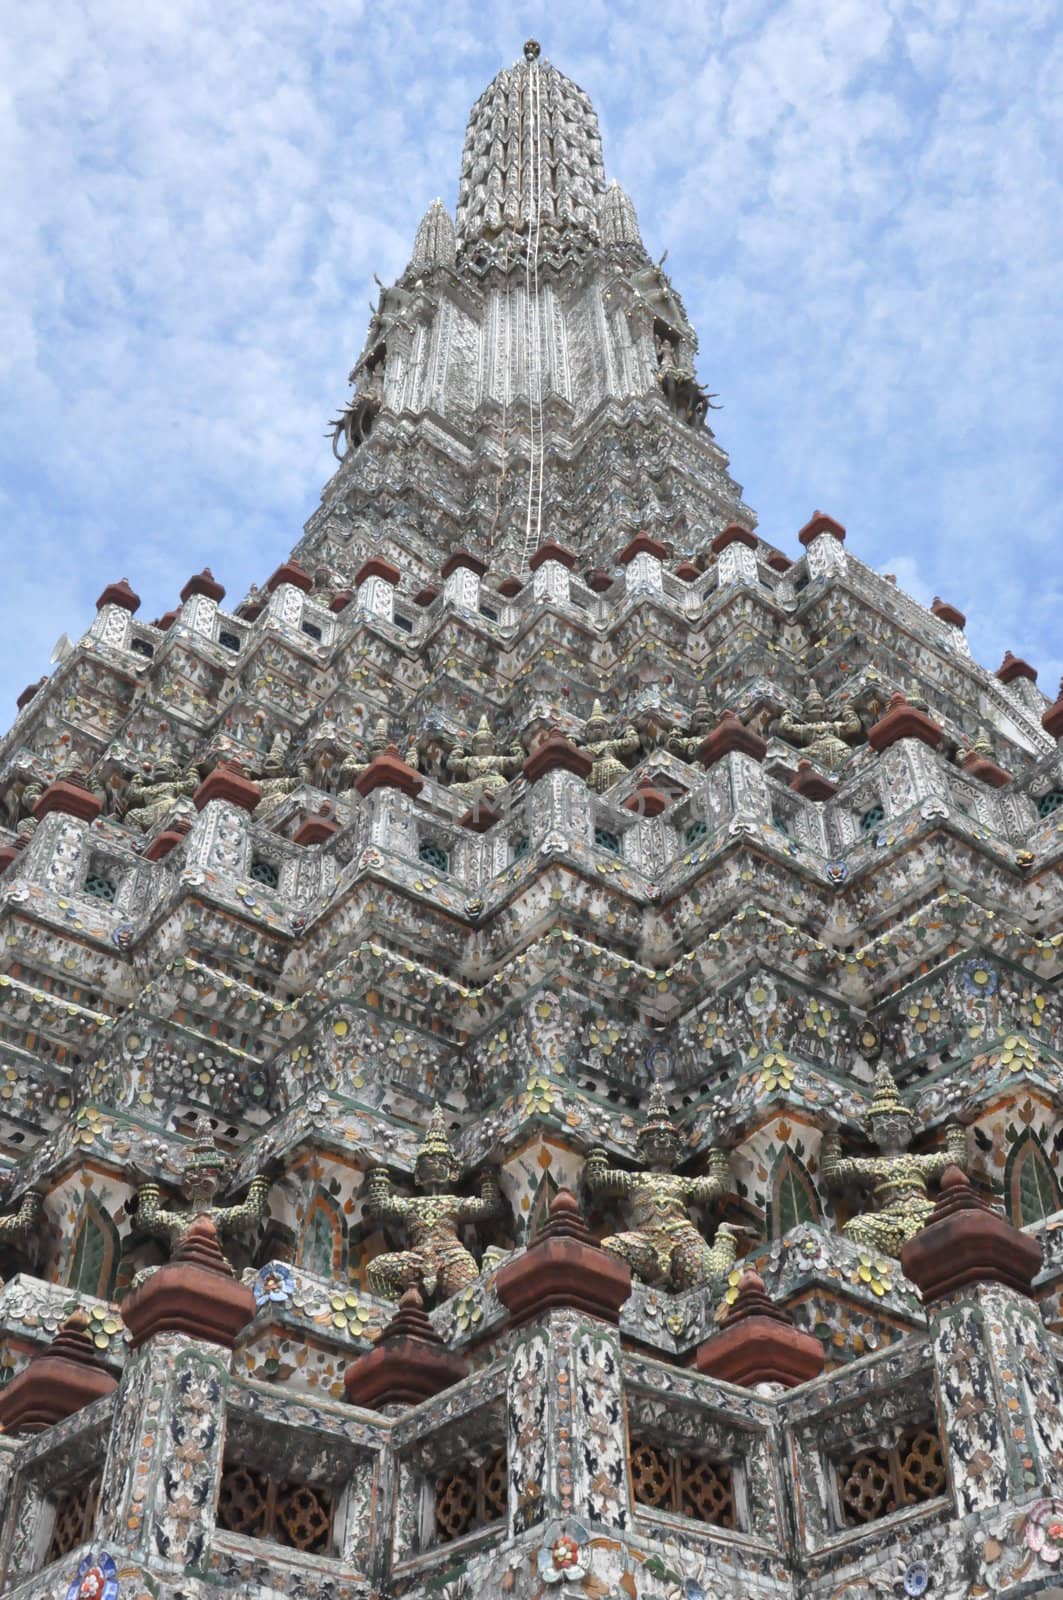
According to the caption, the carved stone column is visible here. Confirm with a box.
[798,512,847,579]
[354,555,401,623]
[442,550,486,612]
[903,1169,1063,1513]
[93,1332,230,1579]
[619,533,666,595]
[530,540,576,605]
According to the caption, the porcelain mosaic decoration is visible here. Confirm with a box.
[0,38,1062,1600]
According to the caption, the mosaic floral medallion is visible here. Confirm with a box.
[536,1520,590,1582]
[1025,1498,1063,1563]
[66,1552,119,1600]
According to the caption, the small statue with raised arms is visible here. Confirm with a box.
[135,1116,272,1264]
[820,1065,967,1257]
[365,1107,502,1302]
[122,743,200,833]
[446,715,524,800]
[583,1084,738,1290]
[579,700,641,794]
[770,687,863,773]
[667,688,716,760]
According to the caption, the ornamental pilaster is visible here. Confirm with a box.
[928,1283,1063,1514]
[94,1333,229,1575]
[183,798,253,879]
[803,529,847,579]
[507,1311,630,1536]
[878,739,950,820]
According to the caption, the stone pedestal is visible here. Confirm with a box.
[903,1169,1063,1512]
[121,1216,256,1350]
[867,693,944,752]
[344,1289,468,1409]
[697,711,767,767]
[523,731,593,783]
[193,763,261,813]
[0,1310,117,1433]
[692,1271,823,1389]
[496,1190,631,1327]
[32,778,102,824]
[353,746,424,798]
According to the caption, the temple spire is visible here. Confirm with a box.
[455,42,606,250]
[409,199,456,270]
[599,181,644,249]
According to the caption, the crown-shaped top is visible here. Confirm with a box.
[456,42,607,248]
[867,1064,913,1124]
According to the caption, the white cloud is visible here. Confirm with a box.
[0,0,1059,716]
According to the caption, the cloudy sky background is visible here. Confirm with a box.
[1,0,1060,714]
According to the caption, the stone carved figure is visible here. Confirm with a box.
[654,332,715,428]
[122,744,200,832]
[135,1116,272,1263]
[667,689,716,760]
[771,688,863,773]
[579,700,641,794]
[820,1065,967,1256]
[446,716,523,799]
[0,1190,43,1258]
[254,730,310,814]
[336,717,419,793]
[365,1107,502,1302]
[583,1084,738,1290]
[330,354,386,460]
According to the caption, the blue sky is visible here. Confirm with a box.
[1,0,1060,716]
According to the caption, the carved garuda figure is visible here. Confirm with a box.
[135,1116,272,1264]
[446,716,523,800]
[579,700,641,794]
[770,688,863,773]
[122,743,200,832]
[583,1084,738,1291]
[365,1107,502,1302]
[820,1066,967,1257]
[667,689,716,760]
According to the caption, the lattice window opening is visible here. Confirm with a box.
[833,1421,947,1529]
[42,1470,103,1567]
[629,1437,737,1530]
[215,1460,337,1555]
[431,1447,508,1547]
[683,818,708,847]
[859,802,885,835]
[417,839,451,874]
[1037,788,1063,820]
[84,860,121,904]
[594,825,622,856]
[249,857,281,889]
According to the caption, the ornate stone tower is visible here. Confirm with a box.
[1,40,1063,1600]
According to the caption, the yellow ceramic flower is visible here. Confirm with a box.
[999,1034,1037,1073]
[855,1254,892,1296]
[756,1052,795,1094]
